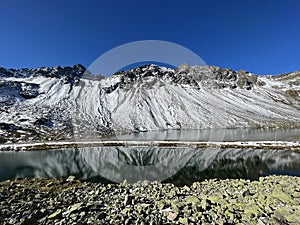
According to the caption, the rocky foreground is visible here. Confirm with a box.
[1,176,299,225]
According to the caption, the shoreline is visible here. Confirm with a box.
[0,140,300,151]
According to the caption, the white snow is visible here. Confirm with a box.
[0,65,299,143]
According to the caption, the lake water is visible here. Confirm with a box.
[0,128,299,185]
[108,128,300,142]
[1,145,300,186]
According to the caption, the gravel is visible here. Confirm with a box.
[1,175,300,224]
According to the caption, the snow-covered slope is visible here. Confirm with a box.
[0,64,299,143]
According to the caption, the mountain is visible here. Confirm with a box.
[0,64,299,143]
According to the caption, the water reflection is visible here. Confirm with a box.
[0,146,300,185]
[109,128,300,142]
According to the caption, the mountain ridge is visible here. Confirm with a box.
[0,64,299,143]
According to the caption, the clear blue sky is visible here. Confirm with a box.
[0,0,299,75]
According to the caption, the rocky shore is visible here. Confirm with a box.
[1,175,299,225]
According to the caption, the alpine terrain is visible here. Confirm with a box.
[0,64,299,143]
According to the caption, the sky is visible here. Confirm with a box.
[0,0,299,75]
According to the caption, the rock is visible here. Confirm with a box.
[66,176,75,182]
[207,195,221,204]
[19,83,39,99]
[178,217,189,224]
[124,194,134,206]
[167,212,177,221]
[1,175,300,224]
[200,198,207,211]
[48,209,62,219]
[257,218,265,225]
[20,218,37,225]
[185,196,200,205]
[68,203,83,212]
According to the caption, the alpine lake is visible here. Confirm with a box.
[1,128,300,186]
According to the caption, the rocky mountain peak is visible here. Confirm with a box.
[0,64,86,80]
[101,64,264,93]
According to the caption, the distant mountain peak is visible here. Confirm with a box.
[101,64,262,93]
[0,64,86,79]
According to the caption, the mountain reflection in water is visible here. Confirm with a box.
[1,146,300,186]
